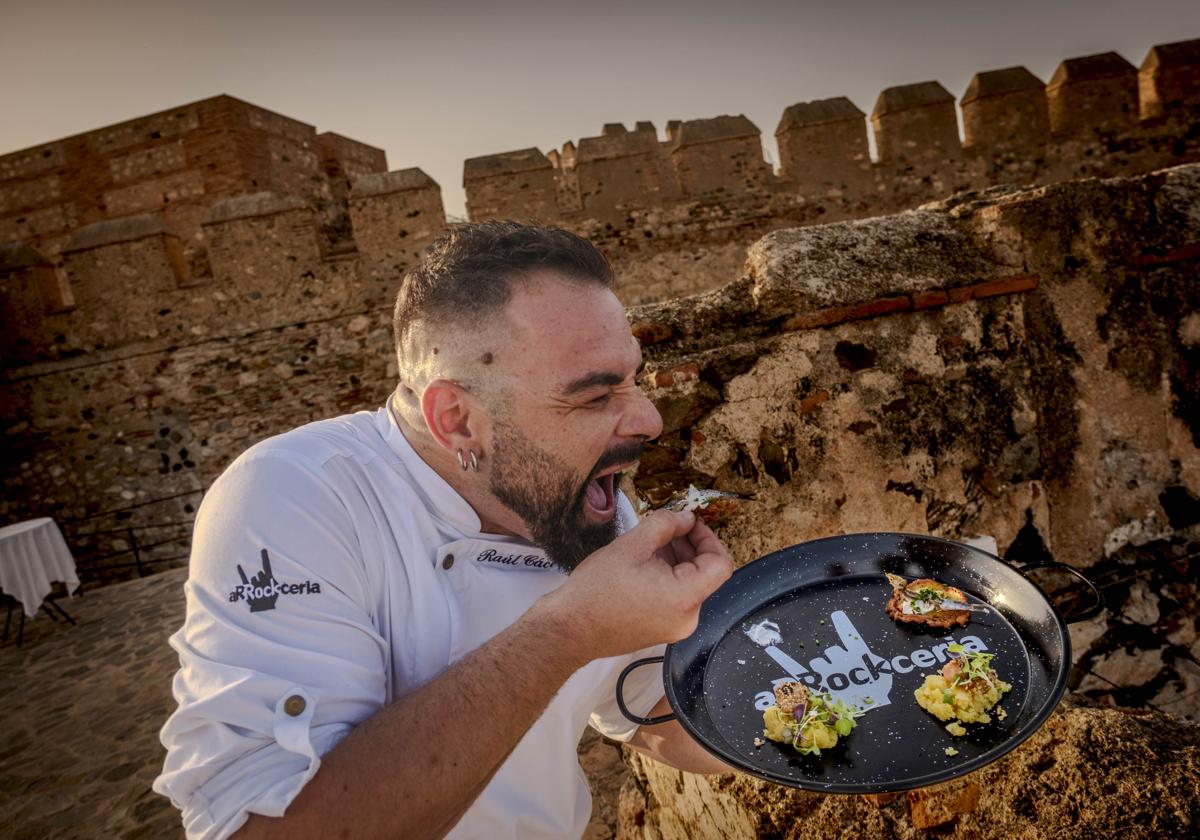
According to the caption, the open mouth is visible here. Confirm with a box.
[584,471,619,522]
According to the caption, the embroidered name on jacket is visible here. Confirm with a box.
[228,548,322,612]
[475,547,556,570]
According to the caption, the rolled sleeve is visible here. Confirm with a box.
[154,449,390,840]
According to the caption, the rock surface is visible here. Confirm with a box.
[619,697,1200,839]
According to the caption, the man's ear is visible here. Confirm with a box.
[420,378,487,455]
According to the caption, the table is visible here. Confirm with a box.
[0,518,80,644]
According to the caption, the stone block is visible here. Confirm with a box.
[961,67,1049,151]
[202,192,322,286]
[348,168,445,268]
[744,210,995,320]
[670,115,772,197]
[574,126,678,221]
[61,214,189,305]
[463,148,558,221]
[1047,51,1139,136]
[871,81,961,162]
[775,97,872,196]
[1139,38,1200,120]
[50,215,192,352]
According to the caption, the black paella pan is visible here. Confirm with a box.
[616,532,1103,793]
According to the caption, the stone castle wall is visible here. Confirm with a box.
[462,41,1200,240]
[1,164,444,580]
[0,95,390,267]
[1,38,1198,586]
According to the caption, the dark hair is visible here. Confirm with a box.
[393,221,612,352]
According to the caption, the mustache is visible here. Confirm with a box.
[589,440,646,480]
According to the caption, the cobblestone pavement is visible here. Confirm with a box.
[1,570,187,840]
[0,569,628,839]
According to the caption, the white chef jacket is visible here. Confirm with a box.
[154,402,666,840]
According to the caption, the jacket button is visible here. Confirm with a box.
[284,695,306,717]
[442,553,455,570]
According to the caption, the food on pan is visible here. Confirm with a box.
[761,681,864,756]
[659,485,741,525]
[885,573,975,628]
[914,644,1012,731]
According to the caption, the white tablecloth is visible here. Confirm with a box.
[0,518,80,617]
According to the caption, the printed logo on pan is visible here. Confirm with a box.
[744,611,991,712]
[228,548,322,612]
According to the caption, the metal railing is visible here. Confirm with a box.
[57,488,206,585]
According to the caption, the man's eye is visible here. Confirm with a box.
[587,393,611,407]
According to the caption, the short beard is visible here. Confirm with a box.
[488,422,641,572]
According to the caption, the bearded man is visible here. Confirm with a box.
[154,221,735,839]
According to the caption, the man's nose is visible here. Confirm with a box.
[619,390,664,442]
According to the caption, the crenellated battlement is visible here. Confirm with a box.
[462,39,1200,226]
[0,165,445,368]
[2,38,1198,376]
[0,95,392,266]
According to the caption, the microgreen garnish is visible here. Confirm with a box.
[945,644,997,693]
[782,691,865,756]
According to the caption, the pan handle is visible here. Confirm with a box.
[1018,561,1105,623]
[616,655,676,726]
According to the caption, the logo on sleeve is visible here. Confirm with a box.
[229,548,322,612]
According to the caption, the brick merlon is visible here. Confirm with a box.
[462,148,552,183]
[1140,38,1200,71]
[776,97,865,135]
[961,67,1045,104]
[1049,51,1136,87]
[872,81,955,118]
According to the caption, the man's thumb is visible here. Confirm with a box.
[618,509,695,557]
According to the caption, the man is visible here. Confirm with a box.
[155,221,736,839]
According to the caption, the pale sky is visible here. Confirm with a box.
[2,0,1198,217]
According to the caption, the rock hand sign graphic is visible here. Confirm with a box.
[745,612,893,710]
[745,610,991,712]
[228,548,321,612]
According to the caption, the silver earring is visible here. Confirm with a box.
[470,451,479,472]
[457,449,468,471]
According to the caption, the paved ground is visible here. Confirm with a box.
[0,569,626,840]
[1,570,186,840]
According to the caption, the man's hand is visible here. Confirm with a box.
[238,512,732,840]
[538,510,734,662]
